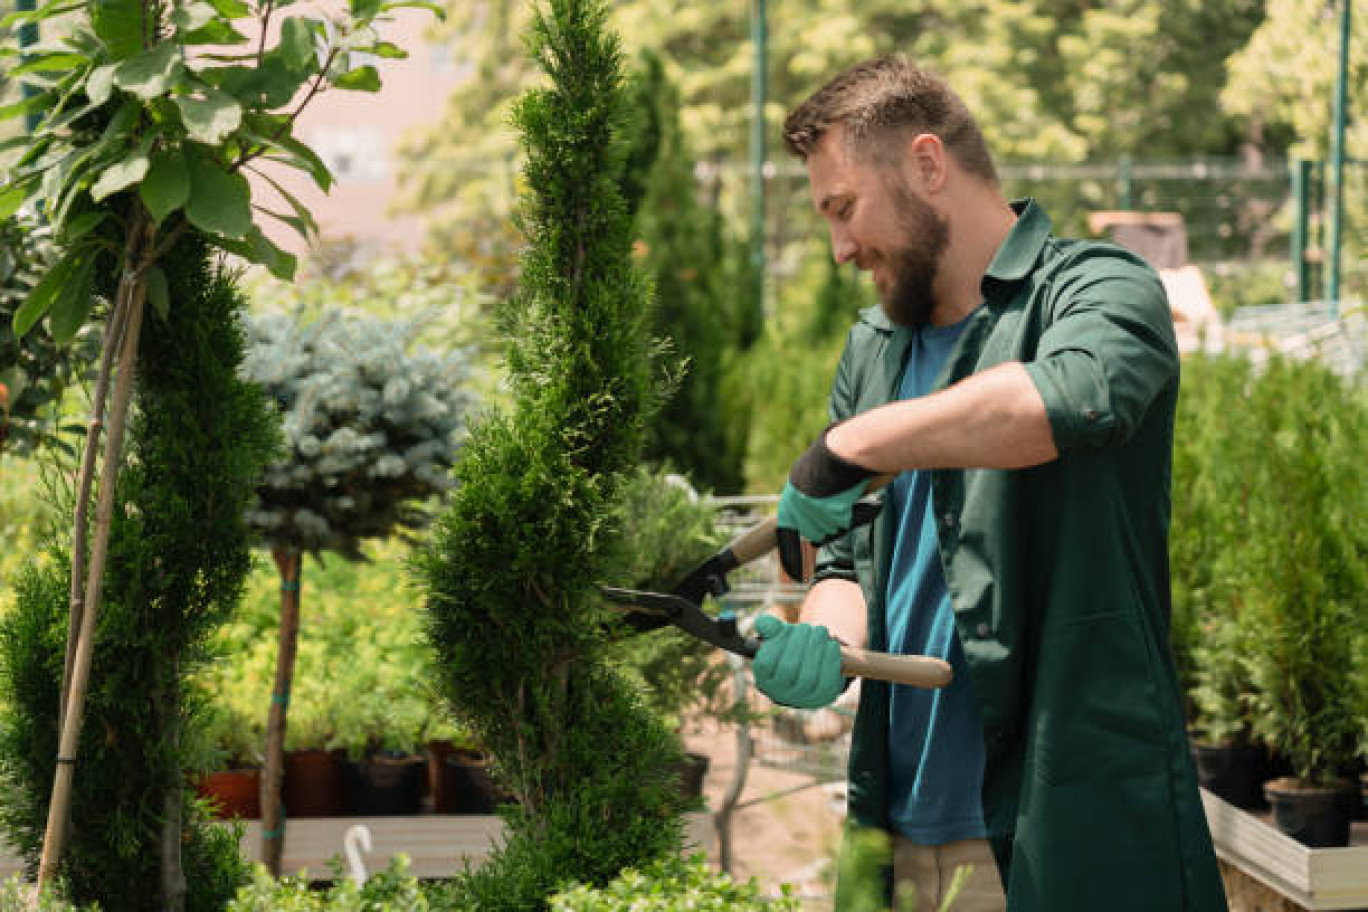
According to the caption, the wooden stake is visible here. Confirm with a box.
[261,547,303,876]
[35,272,148,892]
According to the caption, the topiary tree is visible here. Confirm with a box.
[415,0,689,907]
[241,306,475,873]
[0,231,278,910]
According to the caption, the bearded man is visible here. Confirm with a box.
[750,56,1228,912]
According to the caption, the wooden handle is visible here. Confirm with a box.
[726,515,777,566]
[839,646,953,689]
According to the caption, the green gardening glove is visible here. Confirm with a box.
[751,614,845,710]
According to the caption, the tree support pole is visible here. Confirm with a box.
[36,263,149,893]
[261,548,303,876]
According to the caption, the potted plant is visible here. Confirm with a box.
[1187,611,1269,809]
[1233,357,1367,847]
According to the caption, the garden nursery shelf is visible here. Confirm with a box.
[0,812,714,882]
[1202,790,1368,911]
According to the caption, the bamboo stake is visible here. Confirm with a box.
[58,291,130,734]
[261,547,303,876]
[35,270,149,892]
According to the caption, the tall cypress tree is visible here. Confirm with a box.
[416,1,687,908]
[0,234,278,910]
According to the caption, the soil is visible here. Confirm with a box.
[684,720,846,904]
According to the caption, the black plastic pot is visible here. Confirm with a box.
[1192,739,1269,810]
[341,754,426,816]
[1263,777,1356,848]
[442,749,507,814]
[673,752,710,801]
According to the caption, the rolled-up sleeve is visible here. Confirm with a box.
[1023,252,1179,451]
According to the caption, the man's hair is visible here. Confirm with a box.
[782,55,998,184]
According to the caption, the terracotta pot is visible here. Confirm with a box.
[197,768,261,820]
[1263,777,1356,848]
[342,754,426,816]
[284,748,345,817]
[1192,739,1269,810]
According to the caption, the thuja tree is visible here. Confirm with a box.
[241,306,474,873]
[416,0,688,907]
[0,232,278,910]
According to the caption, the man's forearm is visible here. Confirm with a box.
[826,361,1058,472]
[799,577,867,649]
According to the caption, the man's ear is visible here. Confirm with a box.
[907,132,947,194]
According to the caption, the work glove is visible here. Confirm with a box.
[777,423,878,580]
[751,614,845,710]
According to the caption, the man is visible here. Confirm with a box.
[751,56,1228,911]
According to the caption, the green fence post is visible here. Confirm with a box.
[1291,159,1313,303]
[750,0,768,319]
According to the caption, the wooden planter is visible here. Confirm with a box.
[196,768,261,820]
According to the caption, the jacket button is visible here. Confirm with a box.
[975,622,991,638]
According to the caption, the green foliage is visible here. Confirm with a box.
[1,0,429,347]
[0,233,277,909]
[227,856,431,911]
[241,308,476,558]
[1169,353,1367,783]
[0,875,95,911]
[548,854,800,912]
[416,1,689,907]
[0,213,93,454]
[630,51,754,495]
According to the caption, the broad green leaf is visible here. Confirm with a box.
[333,65,380,92]
[12,251,78,339]
[90,0,145,59]
[144,265,170,320]
[86,62,118,105]
[278,17,316,72]
[58,211,108,242]
[9,52,86,76]
[185,156,252,239]
[91,152,149,201]
[180,19,249,46]
[112,43,184,99]
[0,183,24,220]
[141,146,191,224]
[175,88,242,144]
[367,41,407,60]
[170,1,216,33]
[48,255,96,346]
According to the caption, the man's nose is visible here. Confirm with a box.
[831,228,858,265]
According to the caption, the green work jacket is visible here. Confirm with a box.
[821,201,1227,911]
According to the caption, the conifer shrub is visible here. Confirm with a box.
[415,0,689,907]
[0,233,277,909]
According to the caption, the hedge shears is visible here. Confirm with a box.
[601,490,953,690]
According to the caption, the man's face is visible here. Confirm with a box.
[806,129,950,327]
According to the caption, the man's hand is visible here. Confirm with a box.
[751,614,845,709]
[777,423,877,579]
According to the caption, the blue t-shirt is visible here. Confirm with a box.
[884,316,987,845]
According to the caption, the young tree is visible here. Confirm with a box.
[0,0,427,891]
[241,306,475,874]
[0,233,278,911]
[416,0,689,906]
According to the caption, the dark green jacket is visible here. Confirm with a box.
[824,201,1227,911]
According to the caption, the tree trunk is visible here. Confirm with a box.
[159,658,186,912]
[261,548,303,876]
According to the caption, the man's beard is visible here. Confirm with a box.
[879,177,950,327]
